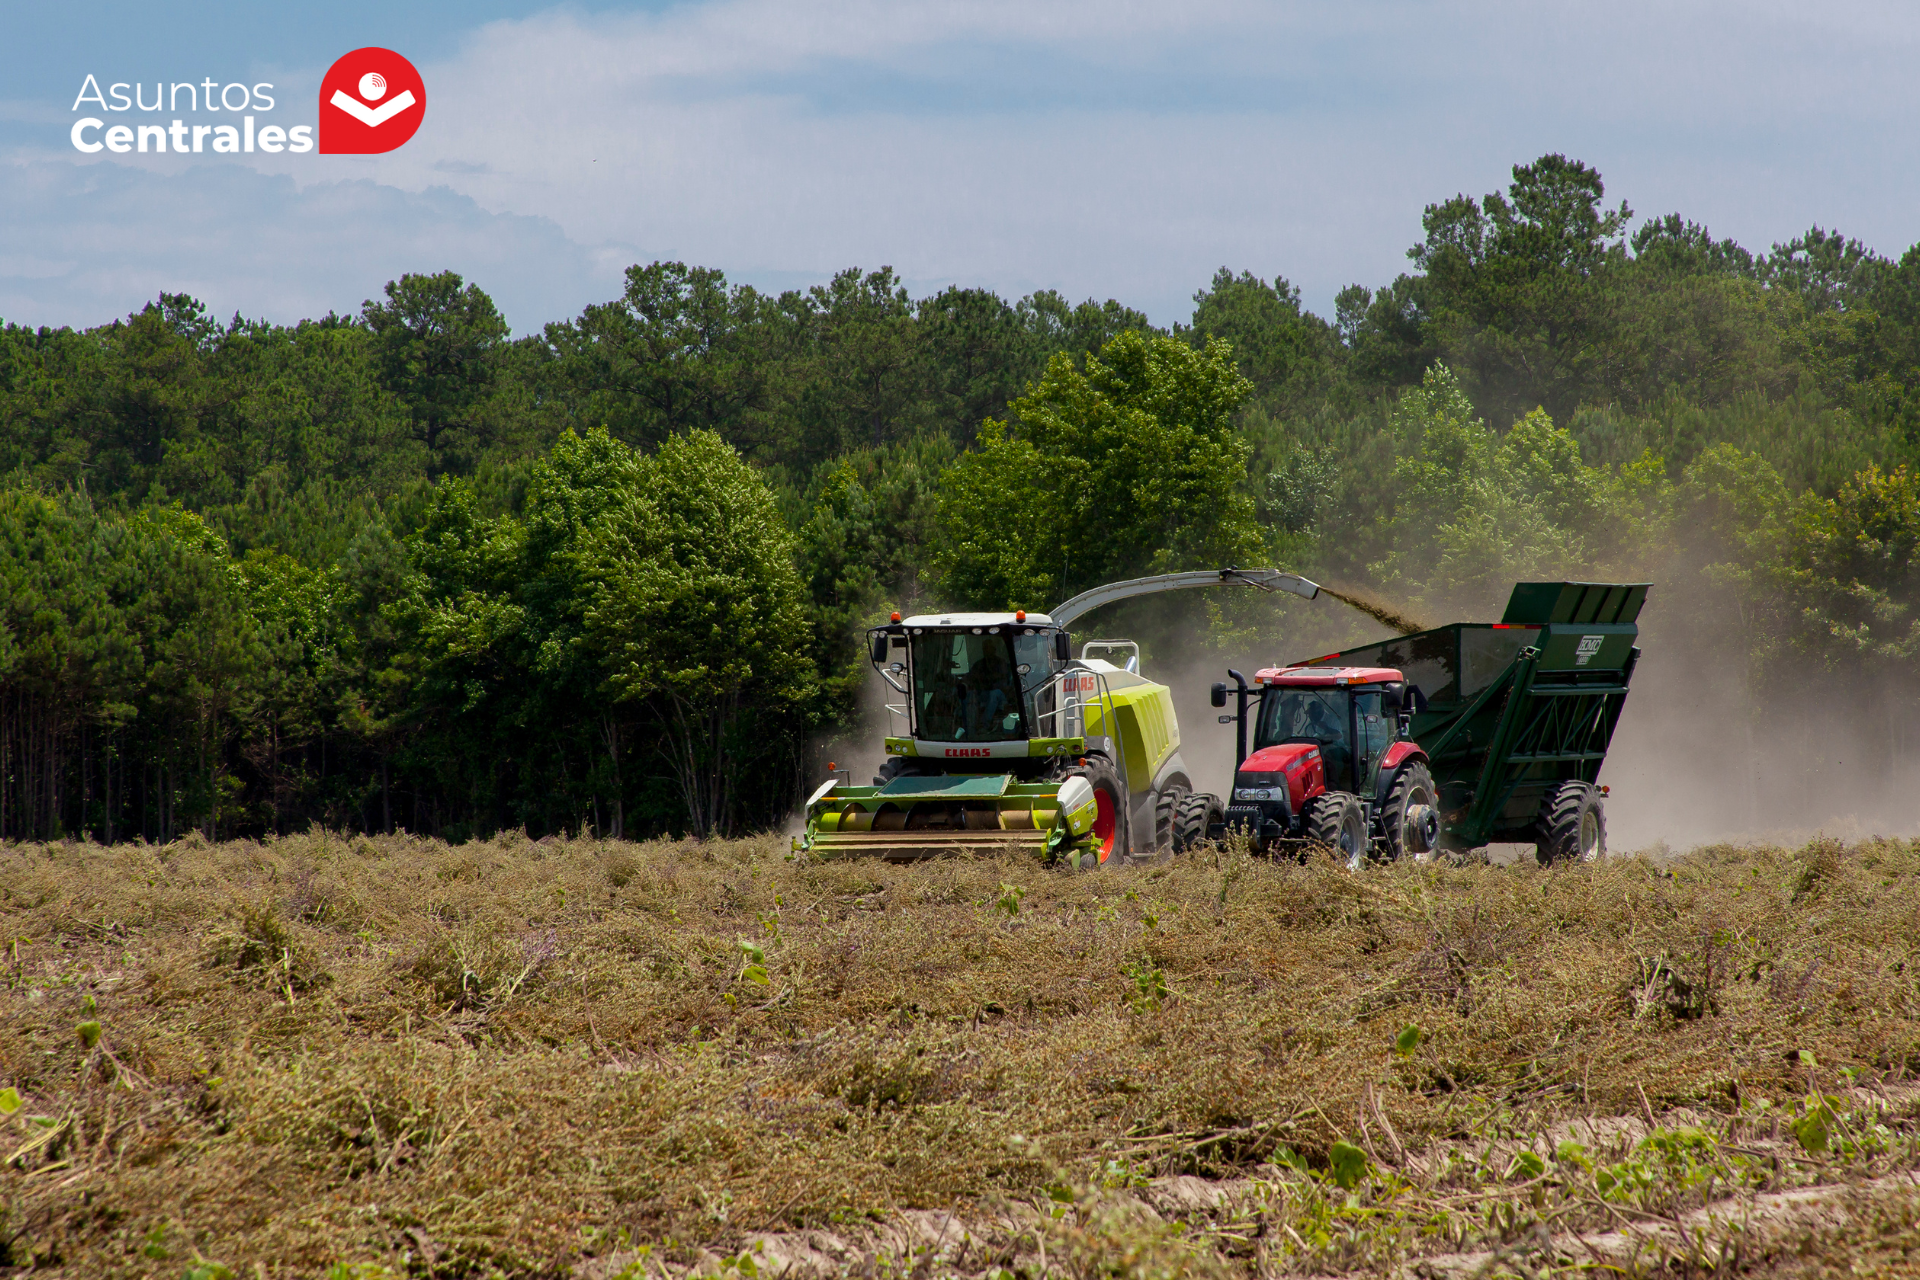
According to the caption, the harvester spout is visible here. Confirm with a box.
[1049,568,1320,628]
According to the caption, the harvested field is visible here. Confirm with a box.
[4,832,1920,1277]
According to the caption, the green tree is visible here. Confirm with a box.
[1411,154,1633,422]
[1370,364,1664,612]
[581,431,815,836]
[1187,269,1341,414]
[932,329,1265,610]
[540,261,769,450]
[362,271,510,468]
[917,286,1046,445]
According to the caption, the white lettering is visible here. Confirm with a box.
[251,83,274,111]
[191,124,212,152]
[287,125,313,153]
[108,82,132,111]
[257,124,285,153]
[170,82,197,111]
[137,124,165,152]
[72,75,108,111]
[221,83,250,111]
[136,83,162,111]
[105,125,133,153]
[212,125,238,153]
[168,119,189,150]
[70,117,104,152]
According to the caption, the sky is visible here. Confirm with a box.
[4,0,1919,335]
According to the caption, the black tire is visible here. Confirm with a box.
[1381,762,1440,862]
[872,756,927,787]
[1535,782,1606,866]
[1305,791,1369,869]
[1172,791,1221,853]
[1152,787,1180,858]
[1061,756,1129,870]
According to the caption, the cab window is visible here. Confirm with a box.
[910,632,1026,741]
[1256,687,1353,787]
[1354,691,1392,785]
[1256,688,1347,748]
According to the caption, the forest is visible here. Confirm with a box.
[1,153,1916,843]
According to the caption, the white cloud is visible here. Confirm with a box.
[6,0,1920,331]
[338,0,1920,321]
[0,158,626,331]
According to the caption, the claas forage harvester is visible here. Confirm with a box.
[792,569,1319,867]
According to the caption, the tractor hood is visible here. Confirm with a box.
[1239,742,1321,773]
[1235,742,1326,813]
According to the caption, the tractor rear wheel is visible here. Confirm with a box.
[1062,757,1128,870]
[1172,791,1222,853]
[1381,762,1440,862]
[1305,792,1369,869]
[1535,782,1606,865]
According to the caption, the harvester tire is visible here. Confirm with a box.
[1152,788,1179,858]
[1535,782,1606,866]
[1381,762,1440,862]
[1062,757,1128,870]
[1172,791,1221,853]
[1305,792,1369,869]
[871,757,929,787]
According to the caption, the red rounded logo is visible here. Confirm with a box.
[319,48,425,154]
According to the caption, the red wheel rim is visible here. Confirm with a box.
[1092,789,1116,863]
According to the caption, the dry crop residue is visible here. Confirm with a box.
[1316,583,1429,637]
[4,832,1920,1276]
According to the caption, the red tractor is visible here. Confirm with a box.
[1210,665,1440,866]
[1210,580,1646,866]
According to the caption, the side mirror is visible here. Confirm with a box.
[1210,682,1228,708]
[869,634,889,665]
[1053,632,1071,661]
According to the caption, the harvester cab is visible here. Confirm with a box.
[792,568,1322,867]
[1212,580,1648,867]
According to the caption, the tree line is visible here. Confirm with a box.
[2,153,1915,841]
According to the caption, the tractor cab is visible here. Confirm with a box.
[1212,665,1416,847]
[1249,666,1408,795]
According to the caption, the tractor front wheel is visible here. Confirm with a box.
[1305,792,1369,869]
[1063,757,1129,870]
[1535,782,1607,865]
[1172,791,1222,853]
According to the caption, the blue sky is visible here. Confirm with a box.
[5,1,1919,334]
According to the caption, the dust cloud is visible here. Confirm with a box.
[1150,585,1920,854]
[1597,595,1920,850]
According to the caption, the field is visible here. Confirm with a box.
[5,832,1920,1278]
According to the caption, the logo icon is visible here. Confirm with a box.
[319,48,424,153]
[1574,635,1604,666]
